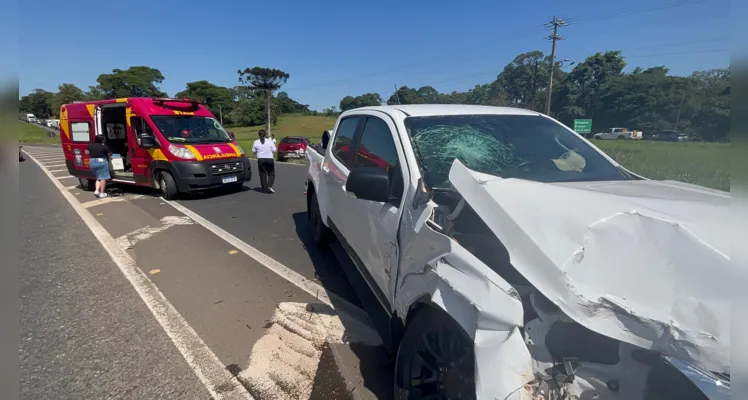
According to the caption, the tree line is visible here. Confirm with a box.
[20,49,729,141]
[19,66,309,135]
[339,50,730,141]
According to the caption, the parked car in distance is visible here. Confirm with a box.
[593,127,642,140]
[651,130,694,142]
[277,136,309,162]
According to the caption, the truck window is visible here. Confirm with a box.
[71,122,91,142]
[331,117,359,166]
[406,114,628,188]
[353,117,398,170]
[352,116,404,203]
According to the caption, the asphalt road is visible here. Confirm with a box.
[19,157,211,399]
[19,146,390,400]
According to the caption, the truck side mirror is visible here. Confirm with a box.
[228,131,235,140]
[346,168,390,202]
[139,135,158,149]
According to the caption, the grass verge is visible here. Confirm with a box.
[19,122,59,145]
[593,140,729,191]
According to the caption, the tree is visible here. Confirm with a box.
[93,66,167,99]
[54,83,85,110]
[387,86,422,105]
[339,92,382,111]
[495,51,550,111]
[554,51,626,122]
[276,91,310,114]
[175,80,235,124]
[238,67,290,135]
[21,89,55,118]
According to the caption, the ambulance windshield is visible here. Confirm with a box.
[151,116,232,144]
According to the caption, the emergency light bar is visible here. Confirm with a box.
[152,97,202,106]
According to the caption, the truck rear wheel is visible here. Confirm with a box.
[395,307,476,400]
[79,177,94,191]
[310,194,332,247]
[159,171,179,200]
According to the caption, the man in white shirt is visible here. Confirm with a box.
[252,129,277,193]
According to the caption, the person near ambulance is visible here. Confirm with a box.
[253,129,277,193]
[87,135,113,198]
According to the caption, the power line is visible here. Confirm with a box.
[374,47,728,100]
[545,17,568,115]
[295,2,719,100]
[286,0,712,94]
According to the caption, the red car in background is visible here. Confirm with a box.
[277,136,310,162]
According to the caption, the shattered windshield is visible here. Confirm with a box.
[151,115,232,144]
[405,114,628,188]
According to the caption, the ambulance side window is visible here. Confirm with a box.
[71,121,91,142]
[131,117,154,141]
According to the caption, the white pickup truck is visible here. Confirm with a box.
[593,127,643,140]
[304,105,729,400]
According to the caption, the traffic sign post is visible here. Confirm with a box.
[573,119,592,134]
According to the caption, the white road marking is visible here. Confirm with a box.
[32,156,65,161]
[25,153,254,400]
[43,163,67,168]
[82,194,146,209]
[47,169,67,173]
[240,302,381,400]
[56,176,76,180]
[115,215,193,248]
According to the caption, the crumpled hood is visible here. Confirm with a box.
[447,160,730,374]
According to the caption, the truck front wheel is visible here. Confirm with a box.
[395,306,476,400]
[159,171,179,200]
[310,194,332,247]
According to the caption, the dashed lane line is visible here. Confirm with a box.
[24,152,254,400]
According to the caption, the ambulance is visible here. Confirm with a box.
[59,97,251,199]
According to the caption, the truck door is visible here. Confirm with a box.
[128,114,156,182]
[329,114,407,311]
[322,116,362,240]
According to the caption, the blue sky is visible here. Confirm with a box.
[18,0,730,111]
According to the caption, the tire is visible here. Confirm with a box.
[309,194,332,247]
[394,306,476,400]
[277,154,285,162]
[159,171,179,200]
[79,177,94,191]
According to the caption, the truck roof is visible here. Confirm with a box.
[348,104,543,117]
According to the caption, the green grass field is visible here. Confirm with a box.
[19,122,59,145]
[231,114,336,152]
[593,140,729,191]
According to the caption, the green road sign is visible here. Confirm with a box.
[573,119,592,134]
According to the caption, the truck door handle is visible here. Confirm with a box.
[322,165,330,173]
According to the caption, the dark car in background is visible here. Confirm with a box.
[277,136,309,162]
[649,130,696,142]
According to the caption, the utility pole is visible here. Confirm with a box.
[393,84,401,105]
[544,16,567,115]
[674,89,686,131]
[218,105,223,125]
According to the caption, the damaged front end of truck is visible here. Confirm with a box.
[394,159,730,400]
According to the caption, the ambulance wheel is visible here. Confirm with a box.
[159,171,179,200]
[79,178,94,191]
[394,306,476,400]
